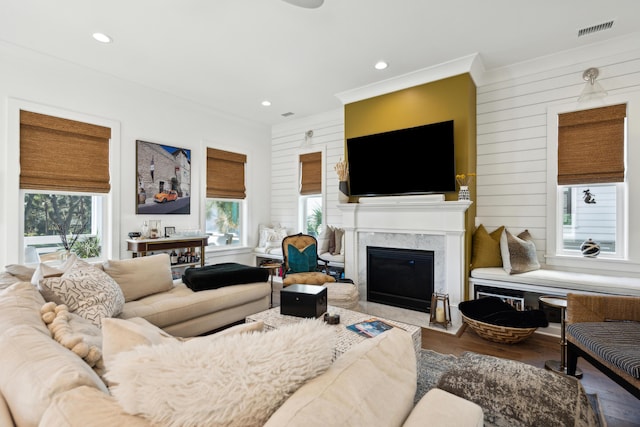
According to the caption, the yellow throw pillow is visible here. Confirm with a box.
[470,225,504,269]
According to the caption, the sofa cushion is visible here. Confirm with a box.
[0,281,49,335]
[470,224,504,269]
[119,281,270,329]
[265,327,417,427]
[105,319,335,427]
[500,229,540,274]
[0,325,108,427]
[102,253,174,302]
[3,264,35,281]
[403,388,483,427]
[0,271,20,289]
[39,257,125,327]
[40,386,152,427]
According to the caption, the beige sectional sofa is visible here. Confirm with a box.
[0,279,482,426]
[2,253,271,337]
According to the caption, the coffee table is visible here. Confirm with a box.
[246,305,422,361]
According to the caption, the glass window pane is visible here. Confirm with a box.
[24,192,102,259]
[205,199,242,246]
[561,185,616,253]
[304,196,322,237]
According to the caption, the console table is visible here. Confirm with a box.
[126,236,209,268]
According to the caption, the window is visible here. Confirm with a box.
[555,104,626,258]
[19,110,111,261]
[299,152,323,236]
[24,192,104,260]
[206,148,247,247]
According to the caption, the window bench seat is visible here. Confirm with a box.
[470,267,640,298]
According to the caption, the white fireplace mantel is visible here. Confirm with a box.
[338,196,472,307]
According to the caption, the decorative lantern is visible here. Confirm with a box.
[429,293,451,329]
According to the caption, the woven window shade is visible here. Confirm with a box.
[299,152,322,195]
[20,110,111,193]
[558,104,626,185]
[206,148,247,199]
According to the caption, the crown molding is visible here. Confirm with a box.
[334,53,485,105]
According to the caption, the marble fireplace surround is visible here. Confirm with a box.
[338,195,472,313]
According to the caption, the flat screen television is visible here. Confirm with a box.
[346,120,455,197]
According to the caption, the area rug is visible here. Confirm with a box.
[415,349,606,427]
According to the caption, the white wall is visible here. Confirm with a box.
[270,109,345,233]
[0,41,271,266]
[476,34,640,276]
[273,34,640,279]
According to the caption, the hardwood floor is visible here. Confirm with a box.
[422,327,640,427]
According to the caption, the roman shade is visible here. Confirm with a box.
[557,103,626,185]
[20,110,111,193]
[299,152,321,195]
[206,148,247,199]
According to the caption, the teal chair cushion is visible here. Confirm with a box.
[287,243,317,273]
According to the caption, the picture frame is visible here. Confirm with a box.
[136,140,191,214]
[164,226,176,238]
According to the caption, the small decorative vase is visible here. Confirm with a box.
[338,181,349,203]
[458,185,470,201]
[580,238,601,257]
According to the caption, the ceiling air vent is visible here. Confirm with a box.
[281,112,294,117]
[578,20,614,37]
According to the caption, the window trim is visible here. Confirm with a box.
[546,94,633,272]
[5,98,120,265]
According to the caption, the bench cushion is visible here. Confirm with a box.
[567,321,640,379]
[181,262,268,291]
[471,267,640,296]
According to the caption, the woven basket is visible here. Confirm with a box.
[461,313,538,344]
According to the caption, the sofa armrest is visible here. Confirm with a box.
[0,393,14,427]
[403,389,483,427]
[567,293,640,324]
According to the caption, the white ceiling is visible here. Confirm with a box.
[1,0,639,126]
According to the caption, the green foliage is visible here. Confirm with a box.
[205,200,239,235]
[24,194,92,250]
[72,236,102,259]
[306,207,322,237]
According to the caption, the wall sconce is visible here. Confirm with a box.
[301,130,314,147]
[578,67,608,102]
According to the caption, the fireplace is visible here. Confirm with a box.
[338,195,472,309]
[367,246,434,312]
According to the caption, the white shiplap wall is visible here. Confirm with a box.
[476,40,640,273]
[270,108,345,233]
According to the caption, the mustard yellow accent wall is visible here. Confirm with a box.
[344,73,476,299]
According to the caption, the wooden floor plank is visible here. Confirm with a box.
[422,327,640,427]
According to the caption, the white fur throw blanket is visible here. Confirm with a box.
[106,319,336,427]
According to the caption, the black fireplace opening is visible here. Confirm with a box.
[366,246,434,313]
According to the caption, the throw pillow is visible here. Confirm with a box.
[3,264,36,282]
[333,228,344,255]
[0,271,19,290]
[0,281,49,335]
[500,229,541,274]
[40,257,125,327]
[470,225,504,269]
[105,319,335,427]
[437,352,600,427]
[328,226,336,254]
[287,243,317,273]
[102,253,173,302]
[40,302,104,374]
[317,225,332,253]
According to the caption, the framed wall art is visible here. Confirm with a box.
[136,140,191,214]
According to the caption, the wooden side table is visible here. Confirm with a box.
[539,295,582,378]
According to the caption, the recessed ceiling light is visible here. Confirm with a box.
[374,61,388,70]
[92,33,112,43]
[261,100,272,107]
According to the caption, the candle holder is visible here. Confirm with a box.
[429,293,451,329]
